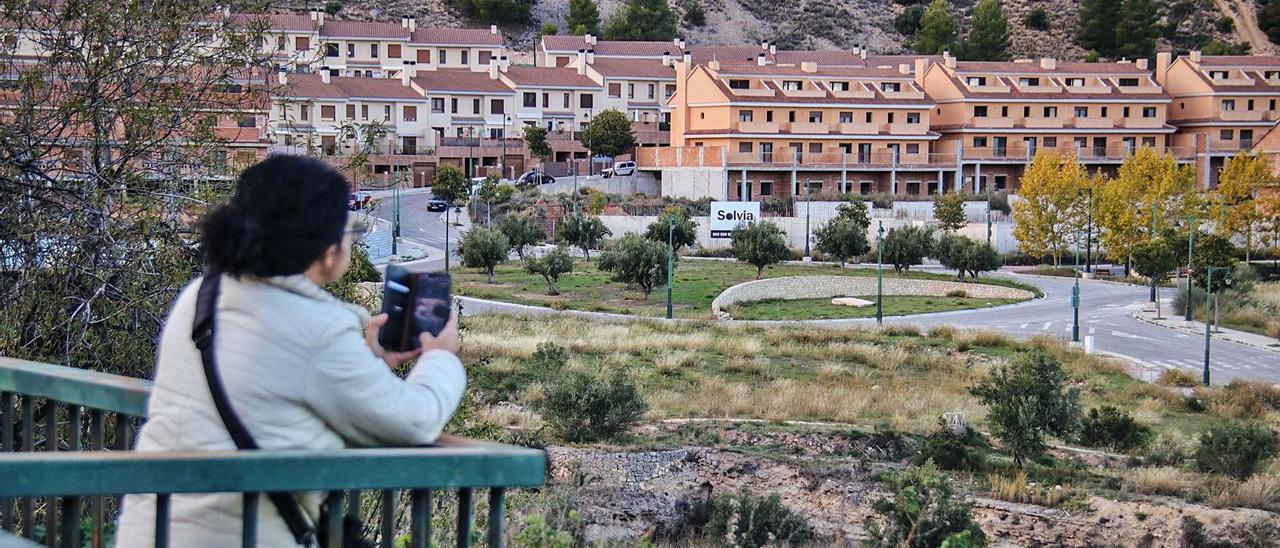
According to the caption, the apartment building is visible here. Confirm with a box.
[536,34,683,66]
[666,54,938,199]
[1157,51,1280,187]
[412,65,525,178]
[919,54,1177,193]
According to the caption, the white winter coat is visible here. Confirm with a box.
[115,274,466,547]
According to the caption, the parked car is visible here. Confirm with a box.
[517,170,555,186]
[347,191,371,211]
[602,161,636,178]
[469,177,488,196]
[426,197,449,212]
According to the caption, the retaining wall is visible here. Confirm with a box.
[710,275,1035,319]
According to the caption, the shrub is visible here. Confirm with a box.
[987,470,1071,507]
[556,214,611,260]
[730,221,790,279]
[988,191,1011,215]
[1125,466,1195,497]
[1156,368,1199,388]
[914,427,989,472]
[880,225,933,274]
[457,226,510,283]
[1141,433,1195,468]
[537,370,647,442]
[525,246,574,296]
[1023,6,1050,30]
[945,289,968,298]
[596,233,669,300]
[1206,379,1280,419]
[1196,422,1279,480]
[864,461,988,548]
[1078,406,1153,453]
[705,488,814,547]
[969,350,1082,466]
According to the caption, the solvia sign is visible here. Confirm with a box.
[710,201,761,238]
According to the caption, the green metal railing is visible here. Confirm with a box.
[0,357,546,548]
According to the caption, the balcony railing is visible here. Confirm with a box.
[0,358,546,548]
[639,144,1200,169]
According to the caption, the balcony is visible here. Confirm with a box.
[970,117,1017,129]
[0,358,546,547]
[788,121,830,134]
[837,121,878,135]
[1218,110,1266,122]
[737,121,780,133]
[1125,117,1166,129]
[778,87,826,98]
[1073,116,1115,129]
[1064,82,1112,94]
[886,122,927,135]
[1024,117,1065,129]
[727,87,775,98]
[879,88,926,100]
[830,87,875,99]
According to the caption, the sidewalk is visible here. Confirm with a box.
[369,237,444,268]
[1134,299,1280,353]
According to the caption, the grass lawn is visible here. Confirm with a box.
[724,295,1026,321]
[453,257,1040,319]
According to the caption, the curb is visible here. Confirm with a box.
[1131,311,1280,355]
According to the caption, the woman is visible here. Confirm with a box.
[116,155,465,546]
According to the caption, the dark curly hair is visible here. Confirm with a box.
[201,155,350,277]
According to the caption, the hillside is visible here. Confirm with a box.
[277,0,1266,59]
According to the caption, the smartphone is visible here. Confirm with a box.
[377,267,452,352]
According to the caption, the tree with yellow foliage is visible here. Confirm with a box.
[1013,150,1089,265]
[1096,148,1198,270]
[1216,152,1277,261]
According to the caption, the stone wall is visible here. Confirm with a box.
[711,275,1035,318]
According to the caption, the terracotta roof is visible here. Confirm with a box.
[231,13,315,32]
[713,65,909,79]
[502,66,599,88]
[773,50,866,66]
[940,66,1170,100]
[588,58,675,79]
[952,60,1151,75]
[279,73,423,100]
[690,45,775,65]
[541,36,676,57]
[1198,55,1280,67]
[866,54,943,68]
[701,68,934,105]
[321,20,409,39]
[411,27,503,46]
[413,69,513,93]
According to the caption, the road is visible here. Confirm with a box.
[368,189,459,272]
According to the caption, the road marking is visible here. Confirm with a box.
[1042,321,1053,330]
[1110,330,1160,342]
[1019,323,1029,329]
[1089,327,1096,334]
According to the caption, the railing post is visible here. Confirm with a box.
[154,493,171,548]
[379,490,396,548]
[325,490,345,548]
[0,392,9,532]
[456,488,474,548]
[890,150,899,196]
[20,396,32,538]
[487,488,505,548]
[410,489,432,548]
[59,496,80,548]
[242,493,259,548]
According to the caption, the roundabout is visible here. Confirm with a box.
[710,275,1036,320]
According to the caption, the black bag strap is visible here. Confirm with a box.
[193,270,318,547]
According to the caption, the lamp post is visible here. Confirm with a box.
[1202,265,1232,386]
[444,204,452,272]
[666,216,674,320]
[501,114,511,180]
[1149,202,1159,303]
[1084,187,1093,274]
[1185,216,1197,322]
[1073,231,1081,343]
[803,182,812,258]
[467,126,476,180]
[986,176,993,245]
[876,221,885,325]
[391,174,401,255]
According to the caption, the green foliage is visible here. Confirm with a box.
[934,234,1002,281]
[814,216,870,266]
[933,193,967,232]
[1132,238,1177,284]
[326,240,381,304]
[643,209,699,254]
[895,5,925,35]
[1201,39,1250,56]
[958,0,1010,61]
[1195,422,1279,480]
[914,0,957,54]
[1263,0,1280,45]
[448,0,533,23]
[537,369,648,442]
[557,214,612,260]
[603,0,678,40]
[837,198,872,228]
[579,109,637,158]
[730,221,790,279]
[1023,6,1050,31]
[498,213,545,264]
[1191,233,1238,292]
[596,233,669,299]
[567,0,601,35]
[432,164,471,204]
[458,226,510,283]
[915,427,990,472]
[683,0,707,27]
[865,461,988,548]
[706,488,815,547]
[1114,0,1162,59]
[1077,0,1121,57]
[513,514,575,548]
[969,350,1082,466]
[538,22,559,38]
[323,0,344,15]
[1215,14,1235,33]
[881,225,933,274]
[1078,406,1153,452]
[525,245,574,295]
[523,125,553,163]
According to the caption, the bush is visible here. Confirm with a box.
[1142,433,1196,468]
[731,221,790,279]
[457,226,510,283]
[537,370,648,442]
[914,427,989,472]
[1196,422,1279,480]
[1078,406,1153,452]
[1023,6,1050,30]
[705,488,814,547]
[988,191,1011,215]
[969,350,1082,466]
[880,225,933,274]
[525,245,574,296]
[864,461,988,548]
[1156,368,1199,388]
[1205,380,1280,419]
[596,233,669,300]
[945,289,968,298]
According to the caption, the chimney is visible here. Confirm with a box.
[662,51,672,66]
[1039,57,1056,70]
[408,16,416,32]
[312,10,324,26]
[489,57,499,79]
[320,69,331,84]
[1190,50,1202,63]
[490,24,498,34]
[677,38,686,49]
[673,37,681,47]
[859,48,867,60]
[852,45,861,56]
[1136,58,1149,70]
[1155,51,1173,85]
[898,63,910,75]
[682,50,691,65]
[943,50,955,68]
[500,56,510,72]
[401,16,409,28]
[709,59,720,71]
[277,71,288,85]
[801,61,817,73]
[585,33,594,45]
[401,69,411,85]
[577,49,587,75]
[221,5,230,17]
[586,49,595,63]
[914,57,928,86]
[757,53,766,66]
[761,40,769,52]
[769,43,777,55]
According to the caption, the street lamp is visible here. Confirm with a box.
[1072,231,1081,343]
[876,221,885,325]
[391,173,402,255]
[444,204,461,272]
[1084,187,1093,273]
[666,216,674,320]
[1202,265,1233,386]
[467,126,476,180]
[1184,216,1198,322]
[1149,202,1159,303]
[501,114,511,180]
[986,177,993,245]
[803,182,812,258]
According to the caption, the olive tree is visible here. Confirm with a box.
[498,213,545,266]
[458,226,511,283]
[881,226,934,274]
[596,233,669,300]
[557,214,612,259]
[934,234,1002,281]
[969,350,1082,466]
[525,245,574,295]
[643,209,699,254]
[814,216,870,267]
[731,221,790,279]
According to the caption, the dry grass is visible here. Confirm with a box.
[1156,368,1199,388]
[1125,467,1196,497]
[1195,380,1280,420]
[987,471,1072,507]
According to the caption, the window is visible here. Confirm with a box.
[789,111,796,123]
[906,143,919,154]
[627,83,634,99]
[906,112,919,124]
[1142,137,1156,147]
[1075,106,1088,117]
[728,79,750,89]
[432,98,445,112]
[326,43,339,57]
[839,111,853,123]
[277,36,286,51]
[1100,106,1108,117]
[579,93,593,108]
[345,104,355,118]
[887,112,895,123]
[490,99,503,115]
[1018,77,1040,86]
[738,142,753,153]
[1209,70,1228,80]
[403,105,417,121]
[739,110,753,122]
[865,112,872,123]
[830,81,849,91]
[647,84,655,98]
[388,44,401,58]
[973,136,988,148]
[542,93,549,108]
[808,143,822,154]
[1074,137,1087,149]
[965,76,987,86]
[766,111,774,122]
[760,182,772,195]
[478,51,492,65]
[1267,71,1280,80]
[1044,136,1057,148]
[472,98,481,114]
[1242,129,1254,145]
[1117,77,1139,86]
[523,92,536,107]
[461,50,469,65]
[1001,106,1008,117]
[782,80,802,90]
[1248,99,1255,110]
[664,84,676,98]
[1123,106,1130,117]
[608,83,621,98]
[1023,106,1031,117]
[1143,106,1156,118]
[1221,129,1234,140]
[370,44,379,58]
[881,82,901,92]
[417,49,431,63]
[1064,77,1085,86]
[347,44,355,58]
[973,105,988,117]
[562,93,570,109]
[320,105,335,120]
[1272,99,1277,111]
[296,37,310,50]
[384,105,391,120]
[1043,106,1057,117]
[237,116,256,128]
[1223,99,1236,111]
[808,111,822,123]
[361,105,368,119]
[450,98,458,113]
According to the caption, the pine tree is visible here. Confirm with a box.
[566,0,600,35]
[913,0,958,55]
[1114,0,1162,59]
[1077,0,1121,58]
[603,0,678,41]
[959,0,1010,61]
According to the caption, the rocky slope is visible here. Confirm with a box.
[269,0,1257,59]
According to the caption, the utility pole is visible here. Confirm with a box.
[1202,265,1232,386]
[876,221,885,325]
[985,175,993,245]
[1085,187,1093,274]
[1149,202,1158,302]
[1073,232,1081,343]
[804,182,812,258]
[1185,216,1197,322]
[391,175,401,256]
[666,216,674,320]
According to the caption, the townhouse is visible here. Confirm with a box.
[1157,52,1280,187]
[413,64,523,178]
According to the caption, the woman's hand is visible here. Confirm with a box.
[418,309,460,355]
[365,313,424,368]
